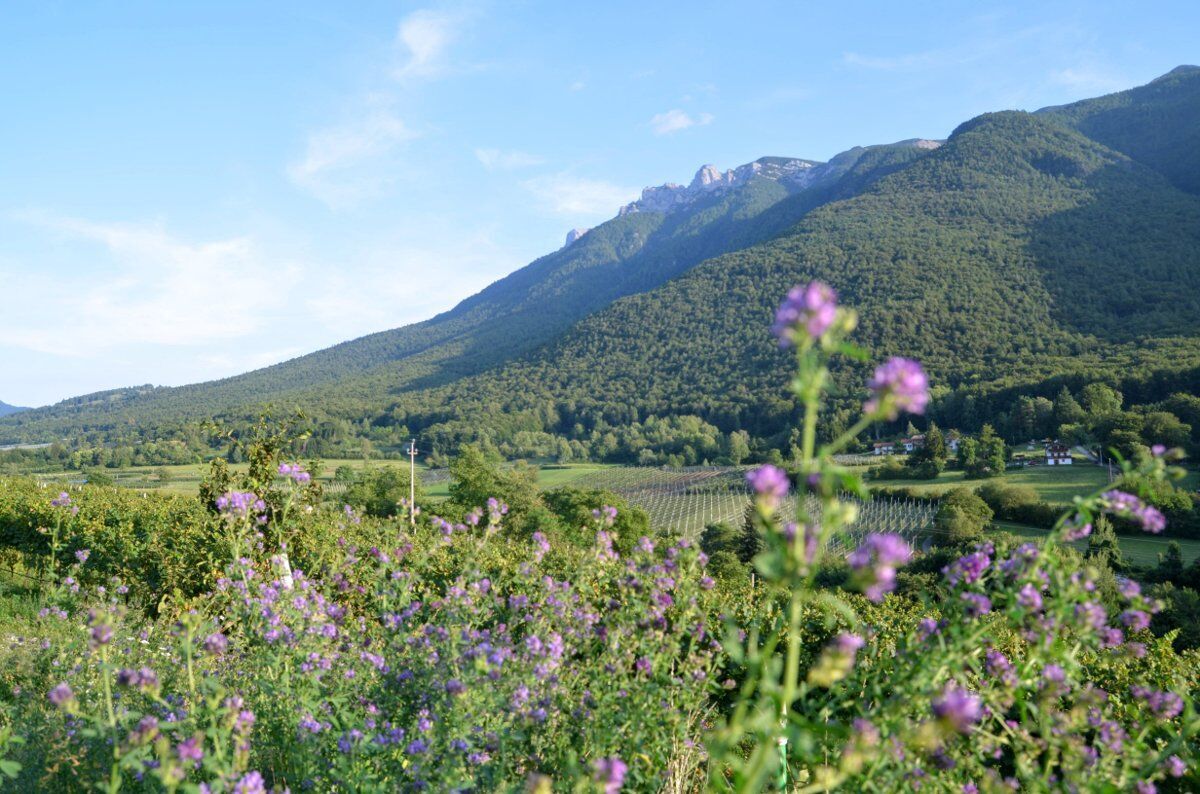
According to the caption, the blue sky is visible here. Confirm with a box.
[1,1,1196,407]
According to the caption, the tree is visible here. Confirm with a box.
[737,502,762,564]
[1140,411,1191,450]
[908,422,947,479]
[1086,516,1126,572]
[448,445,543,533]
[1052,386,1086,429]
[963,425,1006,478]
[955,437,979,473]
[727,431,751,466]
[1080,383,1123,416]
[1152,541,1185,583]
[933,488,993,545]
[542,486,650,553]
[344,466,424,519]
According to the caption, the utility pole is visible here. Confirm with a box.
[407,439,418,526]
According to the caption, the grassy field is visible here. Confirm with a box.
[991,520,1200,567]
[867,460,1199,506]
[21,460,624,500]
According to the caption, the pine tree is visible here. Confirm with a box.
[1086,516,1126,572]
[737,502,762,564]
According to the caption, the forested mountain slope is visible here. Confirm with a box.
[0,401,26,418]
[1039,64,1200,195]
[4,68,1200,453]
[377,108,1200,447]
[0,145,934,443]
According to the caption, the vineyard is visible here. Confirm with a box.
[556,465,940,547]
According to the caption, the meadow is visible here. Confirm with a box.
[24,457,1198,568]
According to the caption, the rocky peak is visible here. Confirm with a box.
[563,227,590,248]
[619,156,820,216]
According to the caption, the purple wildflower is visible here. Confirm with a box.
[203,632,228,655]
[1016,583,1043,611]
[1165,755,1186,777]
[232,771,266,794]
[1102,490,1167,534]
[48,683,74,708]
[74,548,90,564]
[278,463,311,483]
[1120,610,1150,632]
[176,736,204,764]
[960,592,991,618]
[1131,686,1184,720]
[216,491,266,520]
[746,465,789,510]
[847,533,912,602]
[864,357,929,420]
[51,492,72,508]
[1062,516,1093,541]
[772,281,838,346]
[593,756,628,794]
[932,684,983,734]
[943,551,990,587]
[531,531,551,562]
[1075,602,1108,633]
[985,651,1015,687]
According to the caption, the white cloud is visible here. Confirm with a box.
[287,8,468,207]
[1049,67,1129,95]
[1,213,295,356]
[522,174,638,216]
[286,100,418,206]
[649,108,714,135]
[474,148,545,171]
[393,9,462,79]
[569,80,586,92]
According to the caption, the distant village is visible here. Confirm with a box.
[872,434,1076,466]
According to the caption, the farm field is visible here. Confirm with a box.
[17,460,1200,566]
[865,459,1200,505]
[990,520,1200,566]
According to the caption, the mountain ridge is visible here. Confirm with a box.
[4,67,1200,457]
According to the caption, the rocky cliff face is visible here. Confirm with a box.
[616,141,942,218]
[618,156,822,216]
[562,227,590,248]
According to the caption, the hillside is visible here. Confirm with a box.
[375,108,1200,447]
[0,401,26,418]
[1039,64,1200,195]
[0,143,935,444]
[4,67,1200,456]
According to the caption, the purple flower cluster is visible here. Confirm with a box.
[847,533,912,602]
[593,756,628,793]
[216,491,266,520]
[772,281,838,346]
[932,684,983,734]
[47,682,74,708]
[1101,490,1166,533]
[746,464,789,511]
[863,357,930,420]
[278,462,311,484]
[1131,686,1184,720]
[943,551,991,587]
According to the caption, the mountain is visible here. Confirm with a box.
[0,141,937,444]
[0,401,27,418]
[1038,65,1200,195]
[4,67,1200,458]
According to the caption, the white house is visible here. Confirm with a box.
[1045,442,1073,466]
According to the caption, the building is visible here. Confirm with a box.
[1045,442,1073,466]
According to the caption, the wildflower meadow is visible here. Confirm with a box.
[0,283,1195,792]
